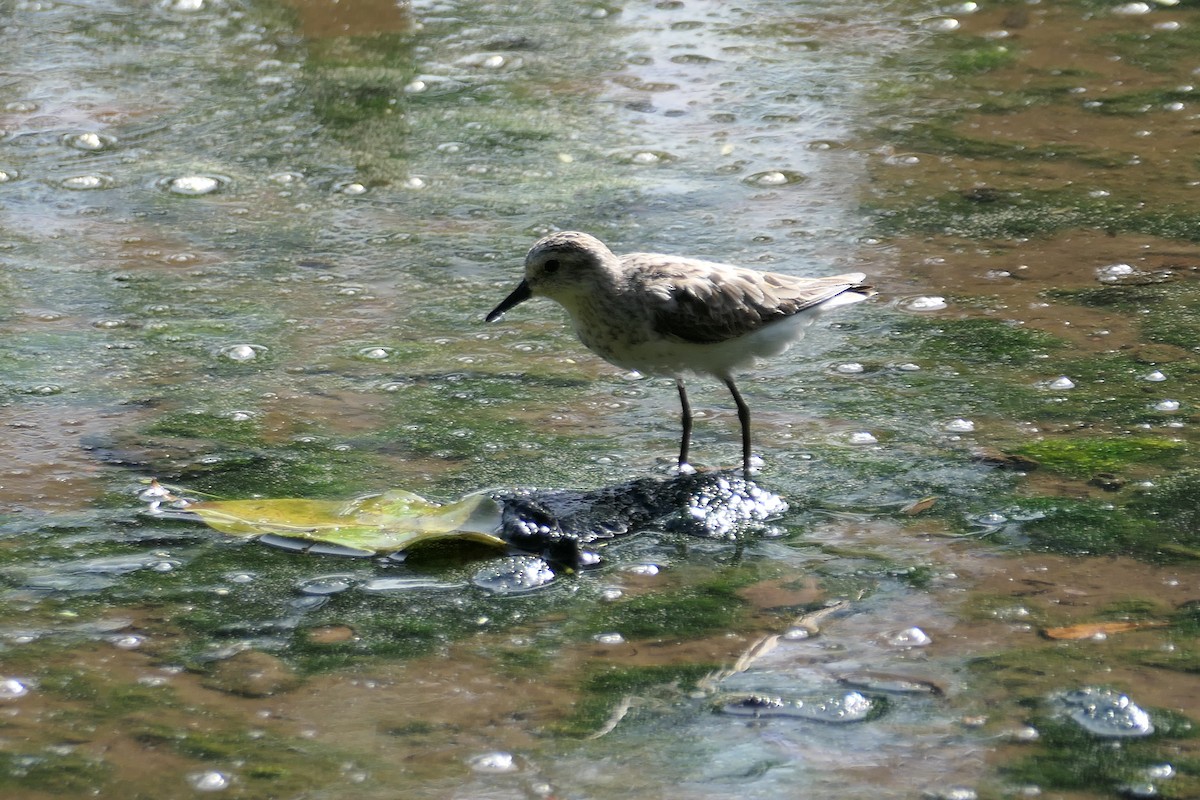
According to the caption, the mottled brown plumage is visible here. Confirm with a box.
[486,231,873,473]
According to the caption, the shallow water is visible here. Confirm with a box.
[3,0,1200,797]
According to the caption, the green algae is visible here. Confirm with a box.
[1137,647,1200,675]
[580,583,748,642]
[874,188,1200,242]
[1100,23,1200,74]
[552,663,718,738]
[904,317,1065,365]
[1014,436,1184,478]
[0,642,352,797]
[967,645,1100,694]
[0,750,112,795]
[1002,712,1199,798]
[888,121,1128,167]
[1013,493,1200,560]
[1133,468,1200,533]
[941,38,1020,76]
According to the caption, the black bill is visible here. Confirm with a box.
[485,279,532,322]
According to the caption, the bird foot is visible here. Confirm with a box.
[742,455,764,476]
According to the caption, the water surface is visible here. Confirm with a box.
[2,0,1199,798]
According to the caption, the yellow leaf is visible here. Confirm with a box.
[189,490,506,553]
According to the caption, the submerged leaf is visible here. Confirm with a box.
[189,490,506,553]
[1041,620,1169,640]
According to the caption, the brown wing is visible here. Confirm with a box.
[624,255,870,344]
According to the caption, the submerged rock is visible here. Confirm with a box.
[471,555,556,594]
[1058,687,1154,738]
[719,690,882,723]
[202,650,301,698]
[496,471,787,568]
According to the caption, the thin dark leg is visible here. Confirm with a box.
[676,379,692,469]
[723,377,752,475]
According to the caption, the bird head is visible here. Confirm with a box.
[486,231,617,322]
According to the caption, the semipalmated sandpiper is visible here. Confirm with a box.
[487,231,873,474]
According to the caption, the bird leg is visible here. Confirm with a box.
[676,378,692,470]
[722,377,752,475]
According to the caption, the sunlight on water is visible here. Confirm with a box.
[3,0,1198,797]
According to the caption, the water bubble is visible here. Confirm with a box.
[63,132,116,151]
[1113,2,1152,14]
[94,317,135,329]
[743,170,806,187]
[834,362,865,374]
[403,176,427,189]
[0,169,15,183]
[187,770,230,791]
[619,149,678,165]
[623,563,660,576]
[220,344,263,362]
[599,587,623,601]
[335,181,367,195]
[1096,263,1135,282]
[469,752,518,773]
[973,511,1008,527]
[298,576,353,595]
[0,678,29,699]
[1154,399,1180,412]
[357,346,393,360]
[1043,376,1076,390]
[945,418,975,433]
[885,626,932,647]
[460,53,510,69]
[1011,725,1040,742]
[898,295,948,312]
[594,632,626,644]
[923,17,960,31]
[269,171,304,184]
[1143,371,1167,382]
[162,175,225,196]
[361,577,460,593]
[848,431,878,445]
[110,634,145,649]
[472,556,555,594]
[1060,687,1154,737]
[60,174,113,190]
[897,362,922,371]
[924,789,977,800]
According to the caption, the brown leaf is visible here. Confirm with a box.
[1042,620,1168,640]
[901,496,938,515]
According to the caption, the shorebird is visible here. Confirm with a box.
[486,231,873,474]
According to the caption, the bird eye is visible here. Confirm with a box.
[544,258,561,274]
